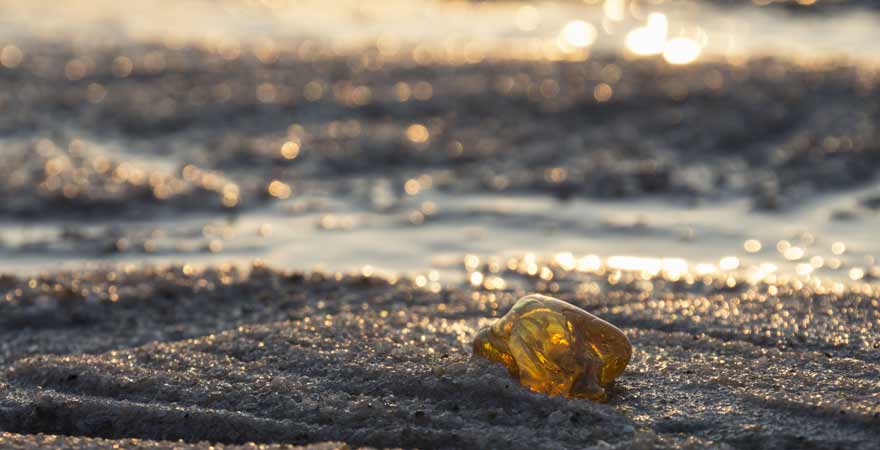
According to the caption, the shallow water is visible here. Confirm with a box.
[4,0,880,63]
[3,185,879,288]
[1,0,880,286]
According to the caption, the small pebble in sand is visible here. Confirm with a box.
[472,294,631,401]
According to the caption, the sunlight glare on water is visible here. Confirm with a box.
[560,20,598,49]
[1,0,880,290]
[2,0,880,66]
[625,12,668,56]
[663,37,703,65]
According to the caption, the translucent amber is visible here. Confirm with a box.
[472,294,632,401]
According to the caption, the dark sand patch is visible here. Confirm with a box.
[0,431,352,450]
[2,41,879,219]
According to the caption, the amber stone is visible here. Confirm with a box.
[472,294,632,401]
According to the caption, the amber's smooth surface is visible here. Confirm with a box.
[472,294,632,401]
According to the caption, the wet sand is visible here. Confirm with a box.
[1,43,879,218]
[1,264,879,449]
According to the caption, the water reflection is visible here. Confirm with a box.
[625,12,668,56]
[1,0,880,288]
[2,0,879,67]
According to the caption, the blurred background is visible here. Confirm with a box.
[1,0,879,290]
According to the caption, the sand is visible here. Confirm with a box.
[1,264,878,449]
[2,1,880,448]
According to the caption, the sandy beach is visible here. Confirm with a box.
[1,0,880,448]
[2,264,879,449]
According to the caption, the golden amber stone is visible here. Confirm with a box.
[472,294,632,401]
